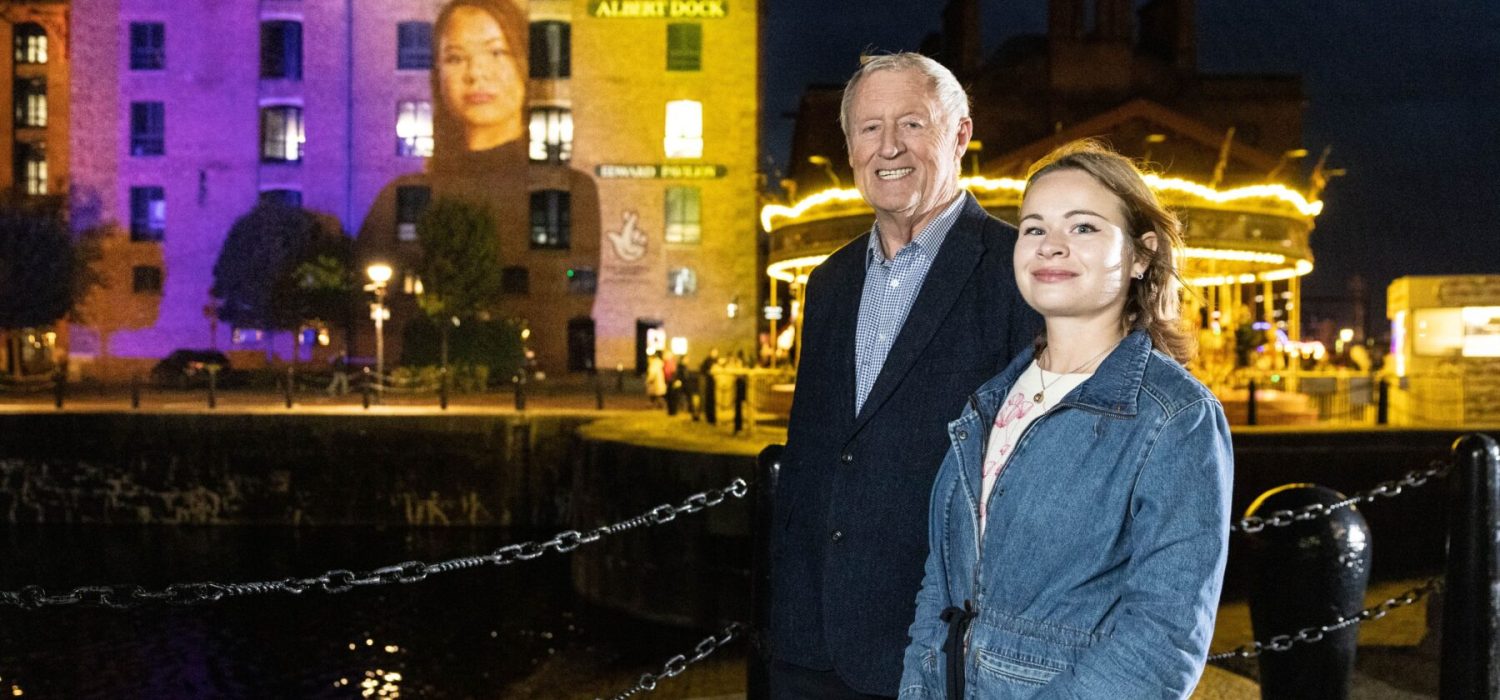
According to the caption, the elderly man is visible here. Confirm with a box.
[770,53,1040,698]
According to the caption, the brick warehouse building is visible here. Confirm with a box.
[64,0,758,379]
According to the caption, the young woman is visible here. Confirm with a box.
[899,140,1233,699]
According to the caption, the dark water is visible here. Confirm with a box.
[0,525,733,699]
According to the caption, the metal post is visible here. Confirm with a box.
[703,371,717,425]
[616,364,625,393]
[130,374,141,410]
[439,368,449,411]
[513,370,526,411]
[52,370,64,410]
[206,366,218,409]
[1440,433,1500,699]
[747,444,783,700]
[1247,378,1258,426]
[1245,484,1371,699]
[1376,377,1390,425]
[593,370,604,410]
[284,366,294,409]
[733,374,747,434]
[362,369,372,410]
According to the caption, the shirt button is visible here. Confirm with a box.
[831,530,844,543]
[840,452,854,464]
[889,278,901,288]
[877,332,888,341]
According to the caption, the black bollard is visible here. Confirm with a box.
[593,370,604,410]
[206,366,218,409]
[1245,484,1371,700]
[439,369,449,411]
[52,370,64,410]
[616,364,625,393]
[1440,433,1500,699]
[513,370,526,411]
[362,369,372,410]
[733,375,747,434]
[703,372,717,425]
[1247,379,1258,426]
[130,374,141,410]
[666,380,680,416]
[284,366,294,409]
[747,444,784,700]
[1376,378,1390,425]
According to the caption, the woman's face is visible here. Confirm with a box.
[438,6,523,148]
[1014,168,1154,327]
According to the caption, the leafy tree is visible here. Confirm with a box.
[0,193,99,376]
[414,197,504,370]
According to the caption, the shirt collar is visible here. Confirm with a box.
[866,191,967,265]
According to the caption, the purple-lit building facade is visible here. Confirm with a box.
[68,0,760,378]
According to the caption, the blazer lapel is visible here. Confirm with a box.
[850,195,986,433]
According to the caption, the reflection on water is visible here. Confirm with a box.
[0,525,735,699]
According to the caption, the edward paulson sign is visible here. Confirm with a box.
[596,164,727,179]
[589,0,728,18]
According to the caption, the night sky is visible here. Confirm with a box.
[760,0,1500,326]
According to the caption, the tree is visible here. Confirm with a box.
[212,203,354,359]
[414,197,504,370]
[0,193,98,376]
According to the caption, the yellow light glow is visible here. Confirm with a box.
[1183,247,1286,264]
[766,255,829,283]
[366,264,393,285]
[761,174,1322,231]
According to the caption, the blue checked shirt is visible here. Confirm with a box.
[853,193,967,414]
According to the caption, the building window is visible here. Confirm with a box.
[259,189,301,207]
[130,102,166,156]
[396,100,434,157]
[395,186,430,242]
[664,100,703,159]
[664,187,701,244]
[132,266,163,294]
[667,267,698,296]
[529,21,570,78]
[666,24,701,71]
[130,186,166,241]
[13,24,46,64]
[528,107,573,163]
[130,22,165,70]
[260,21,303,80]
[567,266,597,295]
[15,142,46,195]
[397,22,432,70]
[502,266,530,295]
[260,105,304,162]
[13,78,46,128]
[529,190,571,249]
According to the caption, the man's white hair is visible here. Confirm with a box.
[838,52,971,139]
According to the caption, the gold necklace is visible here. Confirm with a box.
[1032,341,1119,403]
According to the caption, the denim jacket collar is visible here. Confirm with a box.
[969,329,1154,421]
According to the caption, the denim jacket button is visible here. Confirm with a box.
[957,430,969,441]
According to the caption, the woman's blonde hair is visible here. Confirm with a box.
[1024,139,1196,364]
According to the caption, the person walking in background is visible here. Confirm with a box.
[326,351,350,396]
[770,52,1040,699]
[645,351,667,408]
[899,141,1233,699]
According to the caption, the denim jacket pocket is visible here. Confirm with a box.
[974,647,1066,688]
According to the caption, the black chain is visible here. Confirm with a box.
[0,478,749,609]
[1208,577,1442,661]
[1233,459,1448,534]
[600,622,745,700]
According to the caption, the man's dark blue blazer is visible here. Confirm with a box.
[770,193,1041,696]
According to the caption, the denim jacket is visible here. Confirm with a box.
[898,330,1233,699]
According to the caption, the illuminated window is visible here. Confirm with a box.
[259,189,301,207]
[13,24,46,64]
[567,266,597,295]
[130,23,165,70]
[15,142,46,195]
[14,78,46,128]
[666,24,701,71]
[528,107,573,163]
[395,186,430,242]
[397,22,432,70]
[529,190,571,249]
[530,21,570,78]
[260,105,304,162]
[667,267,698,296]
[260,21,303,80]
[502,266,530,295]
[130,186,166,241]
[664,187,701,243]
[132,266,163,294]
[1414,307,1500,358]
[663,100,703,159]
[130,102,165,156]
[396,100,433,157]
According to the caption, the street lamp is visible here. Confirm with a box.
[807,155,842,189]
[365,263,393,392]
